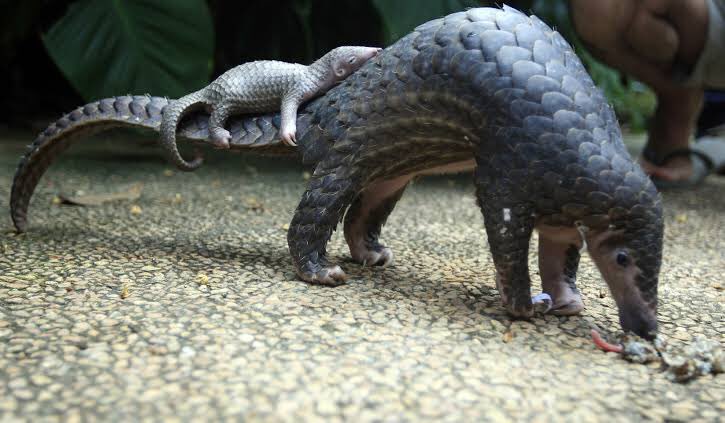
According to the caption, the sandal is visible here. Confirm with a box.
[695,135,725,175]
[640,143,716,190]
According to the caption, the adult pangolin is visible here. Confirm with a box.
[160,46,381,171]
[9,6,663,339]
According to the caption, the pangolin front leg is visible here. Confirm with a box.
[344,177,410,267]
[279,93,303,147]
[538,237,584,315]
[477,179,535,318]
[287,166,358,286]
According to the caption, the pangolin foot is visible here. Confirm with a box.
[209,128,231,149]
[352,245,394,267]
[298,265,348,287]
[541,277,585,315]
[548,295,584,316]
[531,292,583,315]
[506,299,534,319]
[280,128,297,147]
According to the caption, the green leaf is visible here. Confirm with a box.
[372,0,480,43]
[43,0,214,101]
[573,49,655,133]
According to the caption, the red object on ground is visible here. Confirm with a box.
[591,329,623,353]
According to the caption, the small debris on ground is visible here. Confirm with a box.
[120,284,130,299]
[130,205,143,215]
[197,274,210,285]
[244,197,265,212]
[662,337,723,382]
[591,329,722,382]
[59,183,143,206]
[620,334,660,364]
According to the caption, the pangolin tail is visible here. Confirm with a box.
[10,95,169,232]
[159,90,208,172]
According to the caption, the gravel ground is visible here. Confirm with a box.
[0,131,723,422]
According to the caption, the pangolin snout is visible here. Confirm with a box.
[366,47,383,59]
[619,305,657,340]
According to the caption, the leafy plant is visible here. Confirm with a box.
[578,50,656,131]
[43,0,214,101]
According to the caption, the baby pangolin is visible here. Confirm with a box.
[160,46,382,171]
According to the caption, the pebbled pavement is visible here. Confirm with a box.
[0,131,723,421]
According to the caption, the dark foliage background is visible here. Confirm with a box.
[0,0,654,130]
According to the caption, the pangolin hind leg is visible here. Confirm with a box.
[287,167,358,286]
[344,177,411,267]
[207,103,234,149]
[537,235,585,315]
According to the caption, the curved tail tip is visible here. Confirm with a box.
[179,150,204,172]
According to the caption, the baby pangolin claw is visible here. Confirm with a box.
[281,130,297,147]
[209,128,231,149]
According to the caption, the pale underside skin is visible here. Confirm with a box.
[351,158,643,319]
[344,160,477,266]
[535,224,587,314]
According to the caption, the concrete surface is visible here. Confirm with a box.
[0,130,723,422]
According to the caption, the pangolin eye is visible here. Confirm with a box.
[616,251,629,267]
[348,56,356,64]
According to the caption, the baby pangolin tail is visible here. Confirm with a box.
[160,90,207,171]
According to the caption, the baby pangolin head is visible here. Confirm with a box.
[319,46,382,81]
